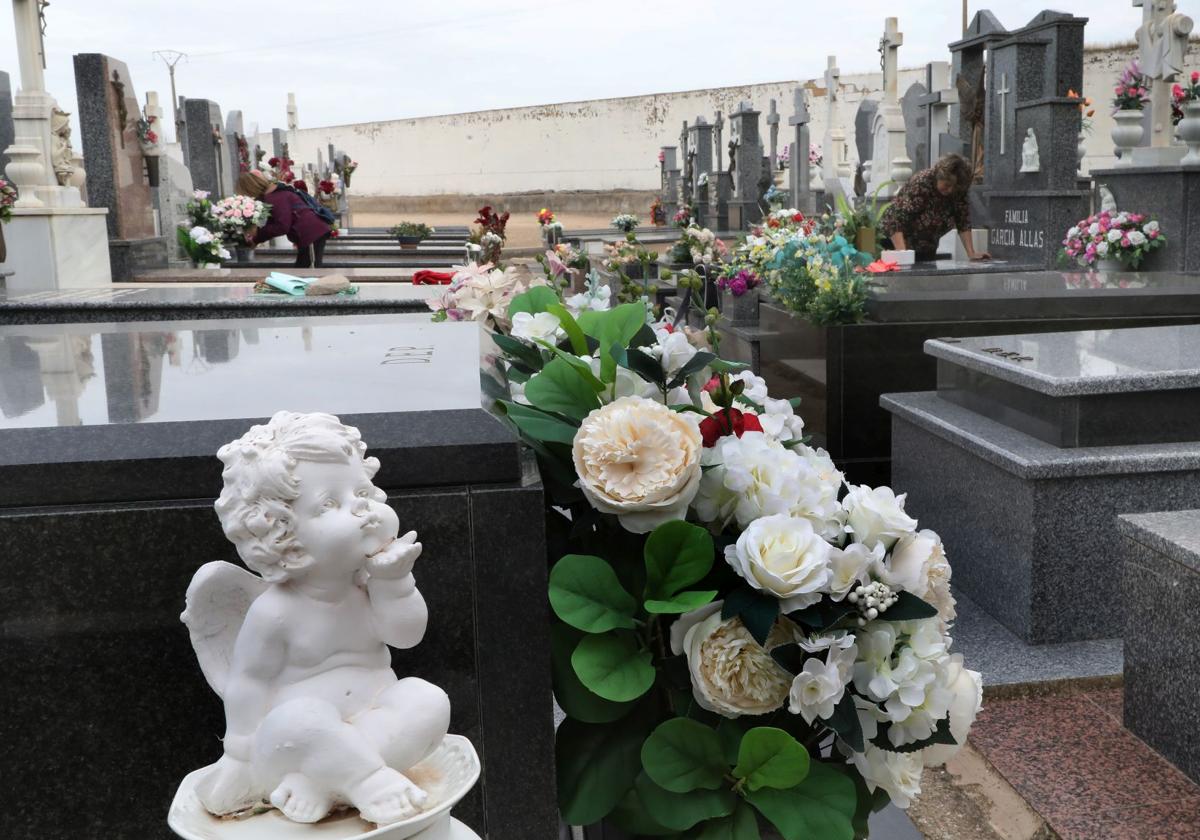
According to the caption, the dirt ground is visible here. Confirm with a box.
[351,211,621,249]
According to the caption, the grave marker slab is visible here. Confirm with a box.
[0,71,13,174]
[182,98,226,198]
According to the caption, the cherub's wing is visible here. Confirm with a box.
[180,561,269,699]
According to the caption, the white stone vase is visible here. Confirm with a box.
[1111,110,1145,165]
[1095,258,1125,272]
[1179,101,1200,166]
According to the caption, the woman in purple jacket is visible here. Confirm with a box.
[236,170,332,268]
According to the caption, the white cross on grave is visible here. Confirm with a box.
[996,72,1010,155]
[879,17,904,104]
[824,56,840,104]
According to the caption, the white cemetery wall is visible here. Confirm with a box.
[251,42,1143,198]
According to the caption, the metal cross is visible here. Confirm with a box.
[996,72,1010,155]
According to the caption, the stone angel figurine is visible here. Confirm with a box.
[180,411,450,826]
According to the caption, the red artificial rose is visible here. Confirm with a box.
[268,156,280,166]
[792,212,805,223]
[699,408,763,447]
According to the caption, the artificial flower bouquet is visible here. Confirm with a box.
[650,198,667,227]
[538,208,557,227]
[134,114,159,149]
[611,213,641,237]
[454,276,981,838]
[1113,59,1151,111]
[176,224,230,267]
[717,266,762,297]
[810,142,824,168]
[763,228,872,326]
[0,177,17,223]
[668,224,728,266]
[1061,210,1165,269]
[673,206,693,229]
[1172,70,1200,123]
[1067,89,1096,133]
[211,195,270,241]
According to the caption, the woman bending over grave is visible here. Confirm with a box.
[237,170,333,269]
[880,153,990,262]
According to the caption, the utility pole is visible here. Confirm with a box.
[963,0,968,35]
[153,51,186,143]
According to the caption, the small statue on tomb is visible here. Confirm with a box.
[175,412,466,829]
[50,105,79,187]
[1019,128,1040,173]
[955,71,986,183]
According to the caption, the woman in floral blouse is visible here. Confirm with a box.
[880,154,990,261]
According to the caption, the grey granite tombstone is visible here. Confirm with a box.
[1119,510,1200,786]
[182,98,226,198]
[854,99,879,169]
[0,313,557,840]
[730,102,764,227]
[0,71,13,175]
[917,61,959,164]
[223,110,243,195]
[689,118,714,196]
[949,10,1009,170]
[900,82,930,173]
[884,323,1200,644]
[788,87,815,212]
[713,110,724,165]
[72,54,168,280]
[766,99,781,171]
[979,10,1089,267]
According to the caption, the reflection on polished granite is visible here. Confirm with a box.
[927,324,1200,395]
[0,313,480,429]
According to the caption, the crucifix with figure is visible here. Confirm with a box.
[1134,0,1195,148]
[767,99,780,171]
[714,111,724,168]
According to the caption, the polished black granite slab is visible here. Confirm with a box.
[0,283,436,324]
[0,314,520,505]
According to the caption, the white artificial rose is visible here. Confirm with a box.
[671,603,795,718]
[1067,226,1080,238]
[1106,229,1123,243]
[921,655,983,767]
[1088,222,1101,236]
[842,485,919,550]
[788,639,857,724]
[1144,220,1160,234]
[793,446,846,541]
[759,397,806,444]
[828,542,879,601]
[1096,241,1110,256]
[732,370,769,403]
[876,531,956,624]
[653,329,699,378]
[693,433,809,530]
[725,514,833,611]
[849,745,924,809]
[1128,230,1147,246]
[510,311,563,343]
[573,396,702,533]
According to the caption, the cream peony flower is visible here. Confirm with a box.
[573,396,702,533]
[725,514,832,611]
[874,530,956,624]
[842,485,919,550]
[671,603,795,718]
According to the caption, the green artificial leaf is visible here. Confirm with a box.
[550,624,637,724]
[733,727,810,792]
[609,788,678,836]
[722,587,780,647]
[878,590,939,622]
[502,401,579,446]
[769,643,807,675]
[686,802,761,840]
[524,357,602,421]
[556,717,646,825]
[550,554,638,633]
[635,773,737,831]
[610,343,667,388]
[572,632,656,702]
[871,715,958,754]
[630,322,659,349]
[846,768,891,840]
[717,717,753,766]
[547,303,589,356]
[492,332,544,373]
[788,598,856,633]
[507,285,560,318]
[641,718,728,793]
[645,520,715,601]
[745,762,857,840]
[645,590,719,615]
[535,341,607,392]
[667,351,717,389]
[825,692,865,753]
[707,358,749,373]
[578,303,650,382]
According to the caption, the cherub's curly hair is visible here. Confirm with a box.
[214,411,382,581]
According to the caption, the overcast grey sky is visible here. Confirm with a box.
[3,1,1135,138]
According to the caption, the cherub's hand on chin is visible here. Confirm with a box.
[366,530,421,580]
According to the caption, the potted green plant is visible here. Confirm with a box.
[390,221,434,250]
[836,185,891,258]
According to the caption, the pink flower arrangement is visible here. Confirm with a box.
[211,194,271,239]
[1113,59,1151,112]
[672,206,692,228]
[1061,209,1166,269]
[716,267,761,297]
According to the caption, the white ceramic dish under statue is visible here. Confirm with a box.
[881,249,915,265]
[168,736,480,840]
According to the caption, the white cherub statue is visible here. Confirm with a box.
[181,411,451,826]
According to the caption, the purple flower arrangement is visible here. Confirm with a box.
[716,267,761,297]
